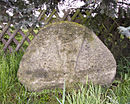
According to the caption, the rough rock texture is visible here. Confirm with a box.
[17,21,116,92]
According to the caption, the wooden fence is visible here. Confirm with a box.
[0,9,91,53]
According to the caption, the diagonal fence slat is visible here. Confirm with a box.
[30,30,36,37]
[0,8,95,53]
[71,9,80,21]
[18,30,31,44]
[7,30,25,52]
[44,9,57,24]
[54,12,62,20]
[15,33,29,52]
[7,31,19,45]
[3,28,20,52]
[1,38,13,53]
[0,22,11,40]
[62,9,71,21]
[15,9,46,52]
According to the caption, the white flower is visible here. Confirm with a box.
[118,26,130,38]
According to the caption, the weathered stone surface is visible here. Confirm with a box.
[17,21,116,92]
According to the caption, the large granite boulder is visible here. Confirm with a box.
[17,21,116,92]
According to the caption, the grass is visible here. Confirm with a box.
[0,45,130,104]
[0,49,63,104]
